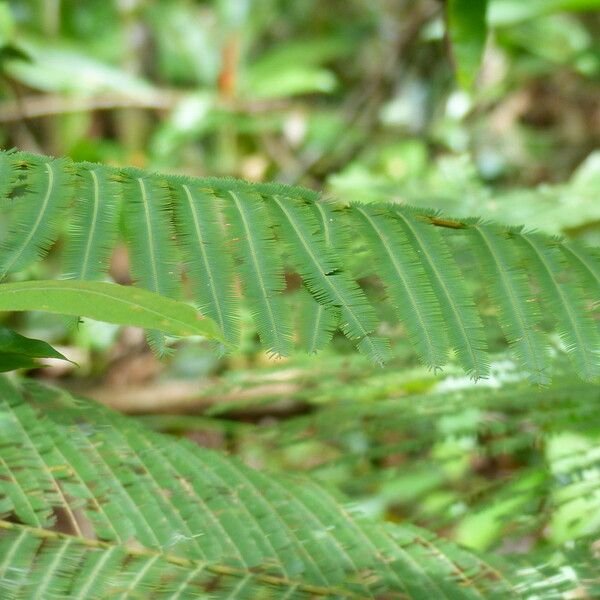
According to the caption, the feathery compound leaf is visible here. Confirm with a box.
[515,232,600,382]
[0,155,73,279]
[222,188,292,356]
[469,224,550,384]
[296,290,339,354]
[393,208,489,378]
[0,150,19,207]
[0,522,363,600]
[0,376,527,598]
[351,204,448,369]
[301,199,341,354]
[0,150,597,380]
[170,179,240,347]
[61,164,120,281]
[121,170,181,354]
[561,241,600,302]
[267,194,389,364]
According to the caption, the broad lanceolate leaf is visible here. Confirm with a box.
[447,0,489,89]
[0,376,528,598]
[0,281,222,342]
[0,326,69,372]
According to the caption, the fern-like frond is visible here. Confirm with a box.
[351,204,448,369]
[61,164,120,281]
[296,290,339,354]
[468,224,549,384]
[0,150,19,207]
[121,169,181,354]
[267,193,389,364]
[170,180,240,347]
[243,355,600,552]
[0,375,537,598]
[515,232,600,381]
[0,154,73,278]
[562,241,600,300]
[222,188,292,356]
[393,208,489,378]
[0,521,360,600]
[299,200,342,353]
[0,150,598,381]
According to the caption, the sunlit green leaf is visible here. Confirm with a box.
[0,280,222,342]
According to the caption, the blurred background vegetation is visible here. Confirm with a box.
[1,0,600,560]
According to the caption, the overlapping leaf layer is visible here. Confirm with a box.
[0,375,534,599]
[0,150,598,381]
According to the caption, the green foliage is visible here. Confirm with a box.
[0,154,73,278]
[0,150,598,382]
[0,375,542,599]
[62,164,120,282]
[0,326,68,371]
[447,0,489,88]
[198,351,600,553]
[0,2,598,598]
[0,280,222,342]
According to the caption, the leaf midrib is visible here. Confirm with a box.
[396,211,482,376]
[272,197,371,340]
[182,185,226,335]
[229,191,283,351]
[79,169,101,280]
[356,207,437,365]
[1,161,54,277]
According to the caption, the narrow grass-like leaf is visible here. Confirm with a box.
[0,281,221,341]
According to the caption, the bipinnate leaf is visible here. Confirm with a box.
[0,376,534,598]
